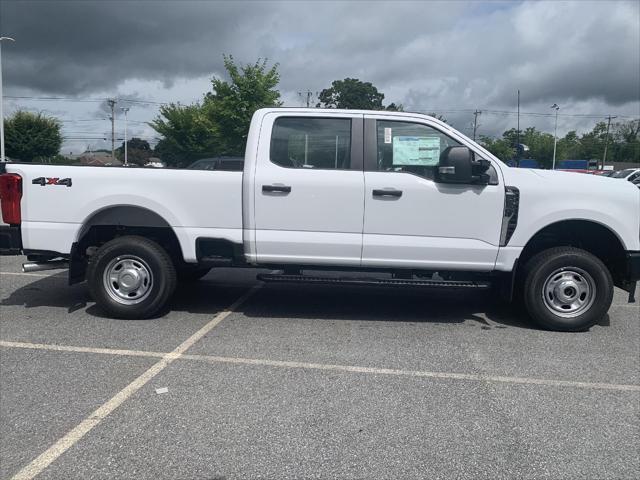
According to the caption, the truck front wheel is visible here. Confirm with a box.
[522,247,613,331]
[87,236,177,319]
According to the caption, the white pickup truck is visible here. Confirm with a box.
[1,108,638,331]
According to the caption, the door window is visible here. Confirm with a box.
[270,117,352,170]
[376,120,461,180]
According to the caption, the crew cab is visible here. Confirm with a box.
[1,108,639,331]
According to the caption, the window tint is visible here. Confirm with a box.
[270,117,351,169]
[376,120,461,179]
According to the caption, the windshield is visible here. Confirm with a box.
[610,169,635,178]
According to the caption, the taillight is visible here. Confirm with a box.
[0,173,23,224]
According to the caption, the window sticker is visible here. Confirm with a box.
[384,128,392,144]
[392,136,440,165]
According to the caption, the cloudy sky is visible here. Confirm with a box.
[1,0,639,154]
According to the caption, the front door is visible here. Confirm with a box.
[253,113,365,266]
[362,116,504,271]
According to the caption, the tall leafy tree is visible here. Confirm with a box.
[151,56,281,163]
[116,137,152,166]
[317,78,385,110]
[204,55,281,155]
[150,103,219,167]
[4,111,62,161]
[479,136,515,162]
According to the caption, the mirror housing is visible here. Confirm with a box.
[436,146,491,185]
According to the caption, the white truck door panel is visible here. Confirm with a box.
[362,116,504,270]
[253,113,364,265]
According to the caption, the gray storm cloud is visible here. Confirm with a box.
[1,0,638,147]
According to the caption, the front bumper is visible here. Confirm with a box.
[0,225,22,255]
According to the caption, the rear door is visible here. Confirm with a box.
[361,115,504,270]
[253,112,365,265]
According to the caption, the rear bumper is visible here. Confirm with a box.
[0,225,22,255]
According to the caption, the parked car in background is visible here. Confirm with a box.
[609,168,640,182]
[187,157,244,171]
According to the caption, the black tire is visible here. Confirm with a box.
[177,266,211,282]
[87,235,177,319]
[522,246,613,331]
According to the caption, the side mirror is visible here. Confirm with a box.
[436,146,491,185]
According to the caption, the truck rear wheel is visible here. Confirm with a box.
[87,235,177,319]
[522,247,613,331]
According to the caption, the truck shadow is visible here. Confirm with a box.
[0,272,610,331]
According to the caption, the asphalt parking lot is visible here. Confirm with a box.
[0,255,638,480]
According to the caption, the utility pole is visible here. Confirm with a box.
[298,90,314,108]
[602,115,617,170]
[472,110,481,141]
[121,107,130,166]
[0,37,16,162]
[107,98,117,160]
[551,103,559,170]
[516,89,520,167]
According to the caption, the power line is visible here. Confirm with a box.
[405,106,637,120]
[2,95,167,106]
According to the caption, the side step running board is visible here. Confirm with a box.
[257,273,491,289]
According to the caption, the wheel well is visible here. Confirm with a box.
[518,220,627,285]
[70,206,184,284]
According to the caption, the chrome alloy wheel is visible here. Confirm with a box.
[103,255,153,305]
[542,267,595,318]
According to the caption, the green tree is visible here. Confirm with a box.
[151,55,281,164]
[479,136,515,162]
[150,103,219,167]
[317,78,385,110]
[385,103,404,112]
[521,127,555,168]
[499,127,555,167]
[116,137,152,166]
[578,121,607,161]
[611,119,640,163]
[204,55,281,155]
[4,111,62,161]
[427,112,448,123]
[557,130,581,160]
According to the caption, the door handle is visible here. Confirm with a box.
[262,184,292,193]
[372,188,402,198]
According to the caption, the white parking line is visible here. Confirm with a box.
[0,271,64,278]
[2,338,639,394]
[8,285,260,480]
[181,354,640,393]
[0,340,166,359]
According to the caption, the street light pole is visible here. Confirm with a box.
[0,37,16,162]
[551,103,559,170]
[121,107,130,166]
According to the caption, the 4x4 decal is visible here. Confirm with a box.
[32,177,72,187]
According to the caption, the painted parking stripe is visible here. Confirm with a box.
[0,271,65,278]
[0,340,166,359]
[179,354,640,393]
[2,338,638,394]
[8,285,260,480]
